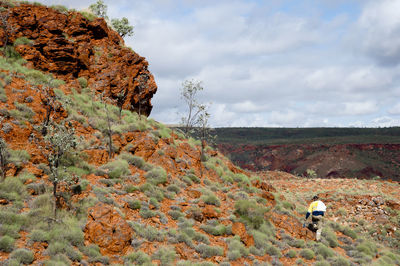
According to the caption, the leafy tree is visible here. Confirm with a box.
[180,79,204,134]
[40,122,78,219]
[116,89,127,120]
[89,0,108,20]
[111,17,134,38]
[197,105,214,178]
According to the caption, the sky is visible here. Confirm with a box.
[37,0,400,127]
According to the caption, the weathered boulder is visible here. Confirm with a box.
[232,222,254,247]
[85,202,133,254]
[202,205,219,219]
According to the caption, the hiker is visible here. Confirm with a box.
[304,195,326,241]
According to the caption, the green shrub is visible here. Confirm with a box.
[102,159,130,179]
[47,241,82,261]
[124,251,151,265]
[0,224,21,239]
[227,238,249,261]
[123,184,138,193]
[10,248,34,264]
[250,230,270,249]
[0,87,7,103]
[0,211,27,227]
[287,249,297,258]
[152,246,177,266]
[50,5,69,13]
[167,184,180,193]
[129,155,146,169]
[140,208,157,219]
[13,37,34,47]
[81,244,108,263]
[185,173,200,184]
[10,102,35,122]
[29,229,50,242]
[289,238,305,248]
[341,226,357,239]
[0,235,15,252]
[322,227,338,248]
[177,261,216,266]
[266,244,281,257]
[127,199,141,210]
[356,240,377,257]
[168,210,183,220]
[0,177,26,201]
[201,223,228,236]
[329,256,350,266]
[201,193,220,206]
[130,222,165,242]
[77,77,87,88]
[80,11,96,21]
[195,244,224,258]
[26,180,47,195]
[234,199,268,229]
[145,166,167,185]
[315,243,334,259]
[314,261,330,266]
[300,249,315,260]
[8,149,30,166]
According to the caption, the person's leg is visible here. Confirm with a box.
[316,217,323,241]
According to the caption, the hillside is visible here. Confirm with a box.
[215,128,400,181]
[0,2,399,266]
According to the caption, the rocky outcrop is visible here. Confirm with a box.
[85,202,133,254]
[0,2,157,115]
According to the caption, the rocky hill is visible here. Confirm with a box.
[0,2,399,266]
[215,127,400,181]
[218,143,400,181]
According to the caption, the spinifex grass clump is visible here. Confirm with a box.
[234,199,269,229]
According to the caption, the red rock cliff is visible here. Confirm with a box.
[0,2,157,115]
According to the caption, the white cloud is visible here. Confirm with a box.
[356,0,400,66]
[389,103,400,115]
[343,101,378,115]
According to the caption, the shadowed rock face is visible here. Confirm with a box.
[0,3,157,115]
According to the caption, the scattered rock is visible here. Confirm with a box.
[0,199,9,205]
[386,200,400,211]
[187,190,201,199]
[202,205,219,219]
[232,222,254,247]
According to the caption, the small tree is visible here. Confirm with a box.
[197,105,209,178]
[180,79,204,134]
[116,89,127,120]
[39,80,64,136]
[0,6,16,55]
[0,136,9,180]
[89,0,108,20]
[111,17,134,38]
[41,122,77,219]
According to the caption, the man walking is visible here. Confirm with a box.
[304,195,326,241]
